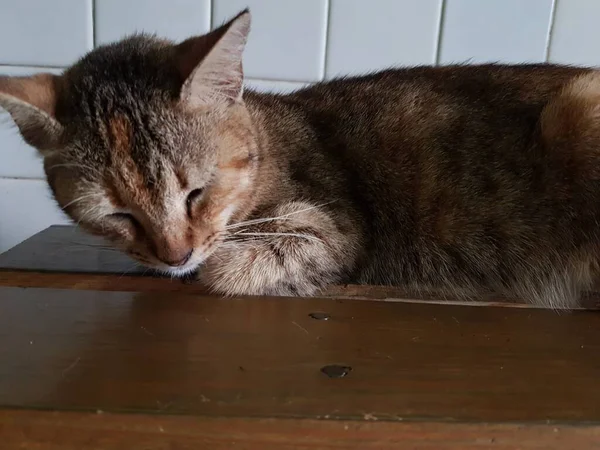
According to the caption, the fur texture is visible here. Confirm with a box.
[2,10,600,308]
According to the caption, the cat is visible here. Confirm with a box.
[2,9,600,308]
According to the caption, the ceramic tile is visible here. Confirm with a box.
[213,0,328,81]
[0,178,70,253]
[245,78,309,94]
[95,0,211,45]
[0,0,92,66]
[549,0,600,66]
[439,0,554,64]
[327,0,443,77]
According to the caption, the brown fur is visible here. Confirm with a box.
[3,10,600,307]
[108,114,133,156]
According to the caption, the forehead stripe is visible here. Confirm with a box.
[108,114,132,155]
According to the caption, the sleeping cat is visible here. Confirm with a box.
[1,9,600,307]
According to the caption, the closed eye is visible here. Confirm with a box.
[109,212,137,224]
[186,188,204,217]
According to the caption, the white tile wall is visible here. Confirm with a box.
[0,179,70,253]
[439,0,555,64]
[326,0,443,76]
[95,0,212,45]
[548,0,600,66]
[0,0,92,67]
[245,79,309,94]
[0,0,598,251]
[213,0,328,81]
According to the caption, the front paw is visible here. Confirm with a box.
[197,241,279,296]
[197,241,321,297]
[197,201,352,297]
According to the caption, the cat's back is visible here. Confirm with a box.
[266,63,596,170]
[248,64,592,153]
[288,63,589,113]
[252,63,592,169]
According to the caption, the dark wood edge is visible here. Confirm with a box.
[1,409,599,449]
[2,269,600,309]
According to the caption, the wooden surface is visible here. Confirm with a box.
[2,411,600,450]
[0,225,144,275]
[3,285,600,422]
[2,226,600,448]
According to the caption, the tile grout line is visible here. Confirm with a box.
[246,75,315,84]
[321,0,332,81]
[544,0,558,62]
[91,0,97,48]
[0,63,66,70]
[246,77,309,85]
[434,0,448,65]
[0,177,46,182]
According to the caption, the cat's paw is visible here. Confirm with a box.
[197,240,318,297]
[197,201,349,297]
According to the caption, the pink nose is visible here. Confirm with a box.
[159,249,193,267]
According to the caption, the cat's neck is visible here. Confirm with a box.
[235,91,308,220]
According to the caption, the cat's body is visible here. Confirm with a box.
[239,64,599,306]
[2,10,600,308]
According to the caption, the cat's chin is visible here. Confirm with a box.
[157,265,199,278]
[131,250,208,278]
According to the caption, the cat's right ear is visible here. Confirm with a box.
[175,9,251,108]
[0,73,63,154]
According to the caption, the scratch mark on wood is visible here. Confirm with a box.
[140,326,155,336]
[292,321,309,335]
[62,357,81,378]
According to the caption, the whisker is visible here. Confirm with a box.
[61,192,104,211]
[64,245,123,254]
[68,242,116,250]
[233,232,323,243]
[77,205,105,225]
[220,238,262,246]
[119,261,144,278]
[47,163,102,174]
[231,227,251,235]
[225,201,335,231]
[225,216,293,230]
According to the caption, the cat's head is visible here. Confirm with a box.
[0,10,259,276]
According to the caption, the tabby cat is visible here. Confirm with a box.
[2,10,600,308]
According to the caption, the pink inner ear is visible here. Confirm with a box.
[174,9,250,82]
[0,73,61,117]
[175,31,225,82]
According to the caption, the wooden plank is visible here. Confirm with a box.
[0,225,143,275]
[2,286,600,423]
[3,269,600,309]
[1,410,599,449]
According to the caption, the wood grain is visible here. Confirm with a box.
[4,269,600,310]
[0,225,144,275]
[2,286,600,423]
[1,410,599,450]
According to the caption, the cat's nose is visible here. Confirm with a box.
[159,248,193,267]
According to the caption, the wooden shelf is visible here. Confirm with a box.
[1,226,600,448]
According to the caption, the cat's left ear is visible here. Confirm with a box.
[0,73,63,153]
[176,9,251,108]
